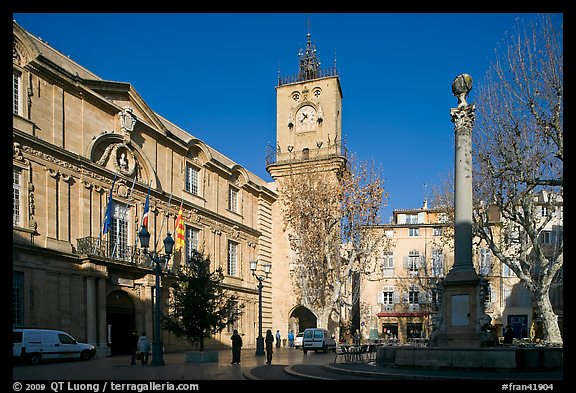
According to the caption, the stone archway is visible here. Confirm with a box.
[106,290,136,355]
[289,305,317,333]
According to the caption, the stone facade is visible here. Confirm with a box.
[12,21,276,355]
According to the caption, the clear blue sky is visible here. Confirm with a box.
[12,13,563,222]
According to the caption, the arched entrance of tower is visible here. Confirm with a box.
[106,290,136,355]
[289,305,317,334]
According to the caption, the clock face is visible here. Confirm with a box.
[296,105,316,131]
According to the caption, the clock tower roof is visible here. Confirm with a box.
[298,32,320,82]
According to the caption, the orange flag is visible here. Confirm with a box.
[174,203,185,252]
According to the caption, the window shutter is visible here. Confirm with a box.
[377,292,384,304]
[403,256,408,268]
[393,292,400,304]
[417,212,425,223]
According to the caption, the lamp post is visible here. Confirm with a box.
[250,260,271,356]
[138,226,174,367]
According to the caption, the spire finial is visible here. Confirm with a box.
[298,15,319,82]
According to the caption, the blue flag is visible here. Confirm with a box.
[102,176,117,235]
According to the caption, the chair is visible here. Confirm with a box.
[333,345,349,364]
[364,344,377,362]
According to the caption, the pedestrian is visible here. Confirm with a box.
[503,325,514,345]
[137,331,150,365]
[230,329,243,364]
[288,330,295,348]
[353,329,361,345]
[265,329,274,364]
[129,331,139,365]
[275,329,281,348]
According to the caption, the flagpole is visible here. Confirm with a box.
[155,192,173,253]
[101,173,118,257]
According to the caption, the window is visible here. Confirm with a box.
[539,230,562,246]
[484,283,495,305]
[13,271,24,326]
[13,167,22,226]
[431,249,444,277]
[381,286,394,305]
[406,214,418,224]
[503,287,512,306]
[109,202,129,260]
[431,286,441,306]
[407,323,423,339]
[185,164,200,196]
[13,71,21,115]
[479,248,492,276]
[381,252,394,277]
[408,285,420,305]
[502,261,515,277]
[185,226,200,262]
[409,227,419,237]
[228,186,238,213]
[227,240,238,276]
[406,250,420,275]
[433,227,442,236]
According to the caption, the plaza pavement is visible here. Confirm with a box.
[12,346,564,385]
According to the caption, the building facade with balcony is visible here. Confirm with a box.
[12,21,277,355]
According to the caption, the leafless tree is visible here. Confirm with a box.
[474,13,563,345]
[278,153,388,330]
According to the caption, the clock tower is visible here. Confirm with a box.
[267,32,346,178]
[267,31,347,335]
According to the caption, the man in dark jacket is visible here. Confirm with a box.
[230,329,243,364]
[129,331,139,365]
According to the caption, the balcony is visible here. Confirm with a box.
[75,236,157,270]
[266,141,347,167]
[277,66,338,87]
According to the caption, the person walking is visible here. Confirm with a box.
[288,330,295,348]
[137,332,150,365]
[129,331,139,365]
[275,329,281,348]
[503,325,514,345]
[230,329,243,364]
[265,329,274,364]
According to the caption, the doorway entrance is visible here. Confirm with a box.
[107,290,136,355]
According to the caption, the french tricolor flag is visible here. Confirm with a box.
[142,189,150,228]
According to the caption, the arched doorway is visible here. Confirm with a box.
[290,305,317,333]
[106,290,136,355]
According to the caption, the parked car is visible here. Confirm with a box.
[294,332,304,349]
[13,328,96,365]
[302,328,337,354]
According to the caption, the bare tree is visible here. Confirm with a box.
[474,13,563,345]
[278,153,388,331]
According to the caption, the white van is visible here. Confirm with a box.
[13,328,96,365]
[302,328,337,354]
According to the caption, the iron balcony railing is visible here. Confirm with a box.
[76,236,162,270]
[278,66,338,86]
[266,142,348,167]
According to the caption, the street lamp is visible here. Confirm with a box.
[250,260,271,356]
[138,226,174,367]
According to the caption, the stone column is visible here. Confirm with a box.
[430,74,488,348]
[450,74,476,276]
[86,276,97,345]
